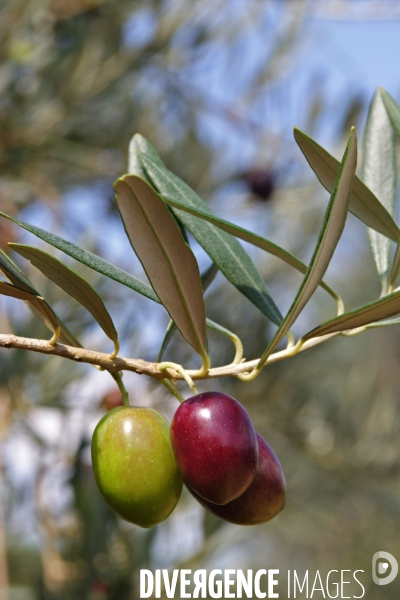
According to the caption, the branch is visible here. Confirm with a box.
[0,332,340,380]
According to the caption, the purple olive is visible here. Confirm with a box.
[190,432,286,525]
[170,392,258,505]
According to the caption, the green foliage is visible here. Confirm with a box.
[362,88,397,292]
[10,243,119,355]
[3,88,400,372]
[294,127,399,240]
[135,135,284,326]
[114,176,207,359]
[254,128,357,373]
[0,210,160,302]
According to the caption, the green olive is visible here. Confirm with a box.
[91,406,183,528]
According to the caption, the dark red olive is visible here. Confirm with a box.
[170,392,258,505]
[190,432,286,525]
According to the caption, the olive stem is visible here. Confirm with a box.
[161,379,185,403]
[157,362,199,395]
[113,372,130,407]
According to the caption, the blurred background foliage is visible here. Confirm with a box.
[1,0,400,598]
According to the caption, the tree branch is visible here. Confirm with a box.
[0,332,340,381]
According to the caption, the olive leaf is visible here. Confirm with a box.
[0,249,81,347]
[380,89,400,287]
[294,127,399,242]
[0,211,159,303]
[114,175,207,359]
[303,290,400,340]
[256,128,358,369]
[159,193,337,299]
[10,244,119,356]
[134,134,283,327]
[0,281,60,343]
[0,248,38,294]
[381,87,400,136]
[156,261,219,361]
[362,87,397,291]
[157,319,176,362]
[128,134,153,179]
[200,262,219,292]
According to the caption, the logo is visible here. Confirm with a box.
[372,552,398,585]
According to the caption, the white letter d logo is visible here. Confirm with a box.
[372,552,398,585]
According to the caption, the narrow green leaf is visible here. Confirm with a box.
[257,128,357,369]
[303,290,400,340]
[160,192,337,299]
[134,134,283,326]
[0,211,160,303]
[156,319,176,362]
[0,249,81,347]
[201,262,219,293]
[156,262,219,361]
[362,88,397,290]
[0,249,38,294]
[294,127,399,242]
[129,133,164,170]
[114,175,207,358]
[380,89,400,288]
[10,244,119,355]
[381,87,400,136]
[128,135,152,178]
[0,281,60,341]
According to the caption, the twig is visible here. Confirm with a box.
[0,332,341,380]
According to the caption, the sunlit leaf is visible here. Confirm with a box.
[294,127,399,242]
[257,128,357,369]
[303,290,400,340]
[381,87,400,136]
[380,89,400,287]
[114,175,207,358]
[128,134,151,179]
[10,244,119,356]
[362,87,397,291]
[0,211,159,303]
[134,134,283,326]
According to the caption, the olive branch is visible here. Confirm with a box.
[1,88,400,393]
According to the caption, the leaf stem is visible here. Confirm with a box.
[49,324,61,346]
[109,339,120,360]
[333,292,345,316]
[237,337,305,382]
[210,326,243,364]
